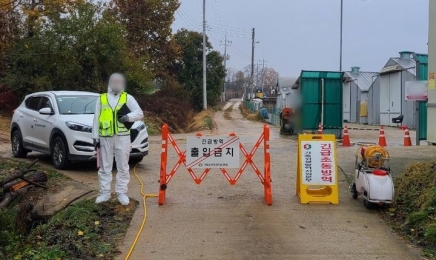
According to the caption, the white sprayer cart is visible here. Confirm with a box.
[350,144,395,209]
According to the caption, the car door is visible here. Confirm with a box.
[20,96,42,145]
[32,96,55,150]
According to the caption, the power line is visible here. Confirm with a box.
[207,27,249,39]
[176,8,201,30]
[206,22,251,34]
[180,3,251,35]
[229,44,250,59]
[178,4,250,38]
[179,5,202,27]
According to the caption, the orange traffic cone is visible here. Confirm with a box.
[403,127,412,146]
[318,123,323,134]
[342,125,351,147]
[378,126,387,147]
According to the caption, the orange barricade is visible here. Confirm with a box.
[158,123,272,205]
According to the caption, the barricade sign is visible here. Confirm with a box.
[158,123,272,205]
[296,134,339,204]
[186,136,240,168]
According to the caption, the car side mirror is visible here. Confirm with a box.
[39,107,54,115]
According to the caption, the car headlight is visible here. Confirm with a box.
[66,121,92,133]
[136,122,146,132]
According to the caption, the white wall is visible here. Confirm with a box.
[401,71,418,128]
[428,0,436,142]
[368,77,380,125]
[380,72,402,126]
[350,81,359,123]
[343,82,350,122]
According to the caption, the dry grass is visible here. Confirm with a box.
[224,105,233,120]
[239,103,264,122]
[187,109,216,132]
[0,116,11,132]
[382,159,436,257]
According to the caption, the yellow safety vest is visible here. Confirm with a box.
[99,92,129,137]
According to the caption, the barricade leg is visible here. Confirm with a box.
[158,124,169,205]
[263,124,272,205]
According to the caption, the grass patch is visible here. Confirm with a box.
[21,199,138,260]
[0,158,138,259]
[382,159,436,257]
[239,103,264,122]
[137,89,194,134]
[224,105,233,120]
[187,109,216,132]
[144,112,162,135]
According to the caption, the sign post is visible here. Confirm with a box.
[186,136,240,169]
[405,81,428,101]
[158,124,272,205]
[429,72,435,90]
[296,134,339,204]
[405,80,428,146]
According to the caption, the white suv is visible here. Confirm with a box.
[10,91,149,169]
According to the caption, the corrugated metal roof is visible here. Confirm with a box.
[393,58,416,75]
[380,57,416,76]
[414,53,428,64]
[300,71,344,79]
[344,71,378,92]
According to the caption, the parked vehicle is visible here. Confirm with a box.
[10,91,149,169]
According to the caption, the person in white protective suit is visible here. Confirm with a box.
[92,73,144,205]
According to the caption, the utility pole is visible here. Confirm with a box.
[339,0,343,71]
[261,59,266,94]
[220,33,231,102]
[202,0,207,109]
[256,60,260,92]
[248,28,255,100]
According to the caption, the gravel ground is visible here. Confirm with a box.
[1,101,435,260]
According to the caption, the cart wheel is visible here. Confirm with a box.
[351,183,358,200]
[363,199,375,209]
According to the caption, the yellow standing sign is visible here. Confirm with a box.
[429,72,435,90]
[296,134,339,204]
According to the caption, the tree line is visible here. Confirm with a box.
[0,0,225,111]
[225,65,279,97]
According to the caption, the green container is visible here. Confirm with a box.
[415,54,428,140]
[298,71,344,138]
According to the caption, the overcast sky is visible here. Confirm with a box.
[172,0,429,77]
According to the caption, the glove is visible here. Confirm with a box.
[118,115,129,123]
[93,139,100,151]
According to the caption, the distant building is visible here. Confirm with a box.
[368,51,427,128]
[275,77,298,109]
[342,67,378,124]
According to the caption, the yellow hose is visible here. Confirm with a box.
[124,164,158,260]
[356,145,389,168]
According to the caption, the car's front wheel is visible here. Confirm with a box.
[129,156,144,165]
[11,129,28,158]
[51,136,70,169]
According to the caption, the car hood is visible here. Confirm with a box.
[60,114,94,126]
[59,114,143,129]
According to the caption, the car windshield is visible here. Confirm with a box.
[56,95,97,115]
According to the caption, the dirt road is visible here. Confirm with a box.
[116,100,434,260]
[1,100,434,259]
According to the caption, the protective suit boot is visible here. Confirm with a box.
[117,193,129,205]
[95,193,111,204]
